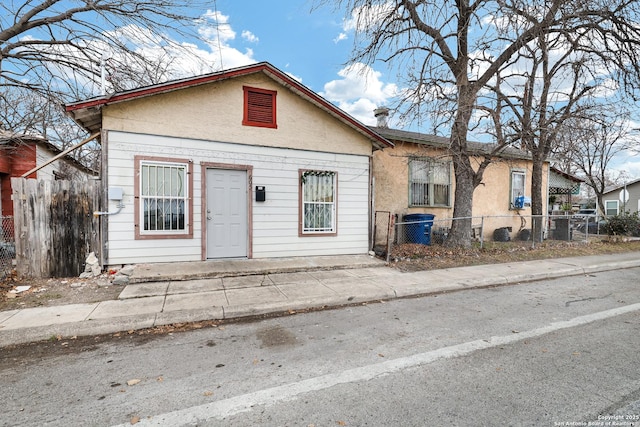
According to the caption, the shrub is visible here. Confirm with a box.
[603,212,640,237]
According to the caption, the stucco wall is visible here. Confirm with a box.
[373,142,549,240]
[102,73,373,156]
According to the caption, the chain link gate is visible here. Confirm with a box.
[1,216,15,279]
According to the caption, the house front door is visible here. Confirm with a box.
[206,168,248,259]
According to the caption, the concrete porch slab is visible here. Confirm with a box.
[128,254,386,283]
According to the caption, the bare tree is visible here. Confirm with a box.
[1,0,213,166]
[480,30,603,240]
[0,85,98,170]
[554,110,639,215]
[0,1,211,98]
[324,0,640,246]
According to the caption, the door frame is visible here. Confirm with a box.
[201,162,253,260]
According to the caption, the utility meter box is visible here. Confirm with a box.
[108,187,124,201]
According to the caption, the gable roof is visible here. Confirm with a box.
[550,166,584,183]
[603,177,640,195]
[369,126,536,161]
[0,130,96,176]
[548,166,583,195]
[65,62,393,150]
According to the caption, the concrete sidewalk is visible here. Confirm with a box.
[1,252,639,347]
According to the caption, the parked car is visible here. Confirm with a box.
[573,209,597,220]
[575,219,607,234]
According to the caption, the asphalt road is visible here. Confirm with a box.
[2,267,639,427]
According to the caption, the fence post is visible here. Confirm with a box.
[386,214,395,263]
[479,216,485,249]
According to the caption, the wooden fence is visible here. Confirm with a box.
[11,178,101,278]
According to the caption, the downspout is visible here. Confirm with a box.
[369,156,375,252]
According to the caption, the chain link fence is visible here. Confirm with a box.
[1,216,15,279]
[375,212,608,260]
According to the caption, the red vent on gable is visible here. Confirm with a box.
[243,86,277,128]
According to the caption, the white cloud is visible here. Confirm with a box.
[342,3,395,33]
[610,157,640,179]
[198,10,235,44]
[334,3,394,49]
[609,135,640,179]
[241,30,259,43]
[333,32,348,43]
[321,63,398,125]
[195,10,256,70]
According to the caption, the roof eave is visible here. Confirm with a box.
[65,62,393,150]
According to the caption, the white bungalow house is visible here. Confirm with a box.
[65,62,392,266]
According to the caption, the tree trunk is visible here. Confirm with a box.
[530,154,546,242]
[596,194,605,217]
[448,158,474,247]
[446,93,476,248]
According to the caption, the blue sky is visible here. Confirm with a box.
[167,1,399,128]
[168,1,639,179]
[46,0,634,180]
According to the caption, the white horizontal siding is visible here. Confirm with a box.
[105,131,371,264]
[35,147,56,180]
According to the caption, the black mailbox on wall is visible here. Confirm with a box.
[256,186,266,202]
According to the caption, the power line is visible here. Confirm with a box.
[213,0,224,70]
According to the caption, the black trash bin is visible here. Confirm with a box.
[519,229,531,241]
[554,218,572,241]
[493,227,511,242]
[404,214,435,245]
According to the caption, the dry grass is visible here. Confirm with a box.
[390,239,640,272]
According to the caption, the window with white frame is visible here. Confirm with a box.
[301,170,336,234]
[605,200,619,216]
[139,160,188,234]
[510,170,526,208]
[408,158,451,207]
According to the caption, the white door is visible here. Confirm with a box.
[206,169,248,259]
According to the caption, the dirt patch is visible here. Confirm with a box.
[0,273,123,312]
[390,239,640,272]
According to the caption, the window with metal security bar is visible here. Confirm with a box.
[140,161,187,234]
[408,158,451,207]
[300,170,337,235]
[510,169,526,209]
[243,86,277,128]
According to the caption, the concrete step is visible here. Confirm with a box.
[126,254,386,284]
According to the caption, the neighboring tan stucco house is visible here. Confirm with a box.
[602,179,640,216]
[65,62,392,266]
[370,125,549,242]
[0,130,96,217]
